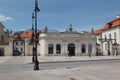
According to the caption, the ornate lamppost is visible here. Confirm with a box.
[32,12,35,62]
[33,0,40,70]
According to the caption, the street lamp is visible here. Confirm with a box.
[32,12,35,62]
[33,0,40,70]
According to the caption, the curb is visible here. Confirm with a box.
[37,58,120,64]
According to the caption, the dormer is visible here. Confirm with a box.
[108,23,112,29]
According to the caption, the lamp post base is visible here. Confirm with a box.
[34,58,39,70]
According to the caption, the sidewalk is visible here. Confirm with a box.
[37,55,120,63]
[0,56,120,64]
[0,56,120,80]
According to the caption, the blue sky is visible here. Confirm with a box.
[0,0,120,32]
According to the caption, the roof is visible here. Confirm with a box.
[93,29,102,35]
[13,31,33,40]
[94,16,120,35]
[20,31,33,40]
[14,31,24,35]
[102,17,120,30]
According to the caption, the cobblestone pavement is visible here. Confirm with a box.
[0,56,120,80]
[0,64,120,80]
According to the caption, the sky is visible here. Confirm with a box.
[0,0,120,32]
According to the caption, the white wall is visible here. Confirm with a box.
[39,33,96,56]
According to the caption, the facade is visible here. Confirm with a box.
[0,22,9,44]
[13,30,33,56]
[39,25,96,56]
[0,22,96,56]
[94,16,120,56]
[0,22,12,56]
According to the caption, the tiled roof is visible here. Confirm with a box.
[102,17,120,30]
[93,29,102,35]
[13,31,33,40]
[20,31,33,40]
[94,17,120,35]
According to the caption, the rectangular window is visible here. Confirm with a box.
[16,42,18,46]
[21,42,23,45]
[88,44,92,53]
[1,35,4,42]
[21,48,23,52]
[48,44,54,54]
[56,44,61,54]
[82,44,86,53]
[16,48,18,51]
[114,32,116,39]
[109,34,111,39]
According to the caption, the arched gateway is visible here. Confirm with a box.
[68,43,75,56]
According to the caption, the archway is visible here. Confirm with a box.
[68,43,75,56]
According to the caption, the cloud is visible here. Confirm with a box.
[0,14,13,21]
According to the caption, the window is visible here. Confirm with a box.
[1,35,4,42]
[16,42,18,46]
[81,44,86,53]
[16,48,18,51]
[105,35,107,40]
[21,48,23,52]
[21,42,23,45]
[48,44,53,54]
[109,34,111,39]
[56,44,61,54]
[114,32,116,39]
[88,44,92,53]
[108,23,112,28]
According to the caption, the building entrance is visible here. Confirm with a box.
[0,48,4,56]
[68,43,75,56]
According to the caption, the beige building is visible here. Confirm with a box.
[0,22,12,56]
[0,22,32,56]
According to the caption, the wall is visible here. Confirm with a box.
[39,32,96,56]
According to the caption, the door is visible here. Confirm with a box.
[68,43,75,56]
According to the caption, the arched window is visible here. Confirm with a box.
[48,44,54,54]
[56,44,61,54]
[81,44,86,53]
[88,44,92,53]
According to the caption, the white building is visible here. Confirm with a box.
[94,16,120,56]
[39,25,96,56]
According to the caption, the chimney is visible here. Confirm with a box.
[116,15,120,18]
